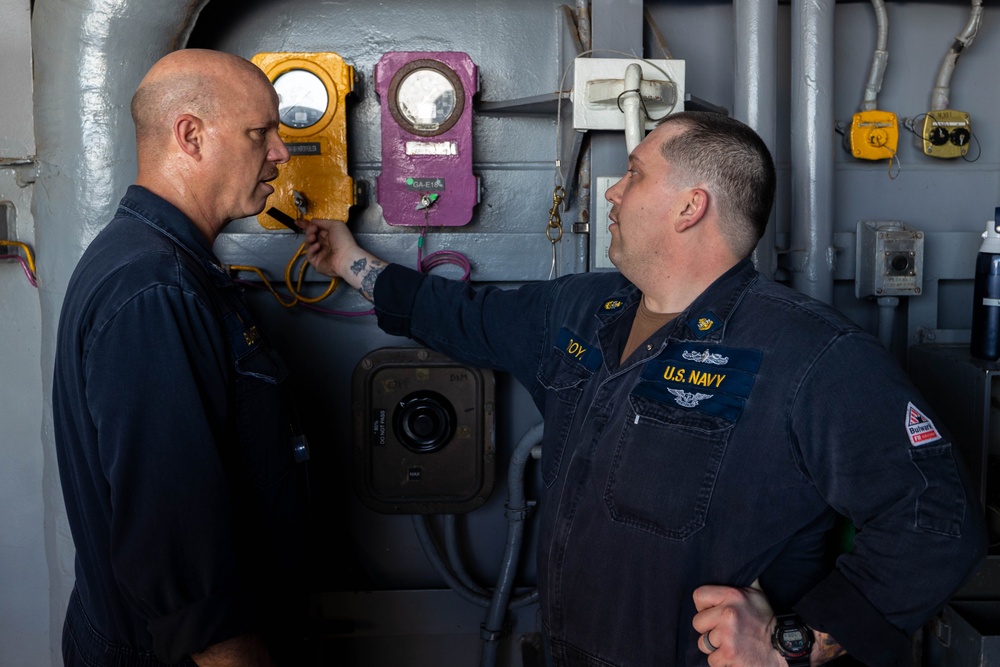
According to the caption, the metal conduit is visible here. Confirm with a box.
[734,0,778,279]
[790,0,836,304]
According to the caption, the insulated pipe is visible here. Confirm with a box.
[412,515,491,608]
[860,0,889,112]
[734,0,778,279]
[480,422,544,667]
[622,63,644,156]
[443,514,490,596]
[930,0,983,111]
[576,0,592,52]
[790,0,836,305]
[31,0,209,653]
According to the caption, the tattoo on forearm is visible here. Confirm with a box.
[814,632,846,663]
[359,259,386,302]
[350,258,368,276]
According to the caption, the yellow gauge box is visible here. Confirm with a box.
[849,110,899,161]
[252,52,355,228]
[921,109,971,159]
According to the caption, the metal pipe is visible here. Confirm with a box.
[412,515,491,608]
[622,63,644,155]
[790,0,836,304]
[443,514,490,596]
[734,0,778,279]
[480,422,544,667]
[576,0,592,52]
[876,296,899,350]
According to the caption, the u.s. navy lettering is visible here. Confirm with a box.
[661,365,727,388]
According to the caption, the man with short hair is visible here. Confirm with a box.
[54,49,306,667]
[302,111,986,665]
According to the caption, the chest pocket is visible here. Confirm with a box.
[225,308,294,490]
[536,346,596,487]
[605,394,734,540]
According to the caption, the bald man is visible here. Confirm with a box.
[53,50,307,667]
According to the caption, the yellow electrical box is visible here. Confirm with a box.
[849,110,899,161]
[921,109,971,159]
[252,52,356,229]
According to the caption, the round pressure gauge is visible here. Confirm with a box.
[388,59,465,137]
[273,69,329,129]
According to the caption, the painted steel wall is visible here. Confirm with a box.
[0,0,49,665]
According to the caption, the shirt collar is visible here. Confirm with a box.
[594,259,758,343]
[116,185,230,282]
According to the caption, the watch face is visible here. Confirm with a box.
[778,627,807,652]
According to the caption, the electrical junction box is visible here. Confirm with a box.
[921,109,971,159]
[849,110,899,161]
[572,58,684,131]
[352,347,495,514]
[855,220,924,299]
[375,51,479,227]
[252,52,356,228]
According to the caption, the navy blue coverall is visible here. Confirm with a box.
[53,186,307,666]
[372,259,986,666]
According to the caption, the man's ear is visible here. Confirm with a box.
[173,114,205,159]
[674,188,709,232]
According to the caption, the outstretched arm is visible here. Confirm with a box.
[301,219,387,301]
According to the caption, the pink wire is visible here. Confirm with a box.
[234,279,374,317]
[0,254,38,287]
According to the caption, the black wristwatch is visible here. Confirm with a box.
[771,613,814,666]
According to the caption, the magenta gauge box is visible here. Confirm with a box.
[375,51,479,227]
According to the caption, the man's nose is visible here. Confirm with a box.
[605,176,625,203]
[270,135,290,164]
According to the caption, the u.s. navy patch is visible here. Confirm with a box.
[906,402,942,446]
[687,311,723,339]
[555,327,602,371]
[633,344,761,422]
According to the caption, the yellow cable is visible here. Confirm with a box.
[0,240,37,274]
[284,242,339,304]
[228,264,299,308]
[229,243,338,309]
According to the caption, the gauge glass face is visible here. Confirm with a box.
[274,69,329,129]
[396,69,457,131]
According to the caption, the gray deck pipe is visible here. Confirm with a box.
[734,0,778,279]
[790,0,836,304]
[31,0,208,654]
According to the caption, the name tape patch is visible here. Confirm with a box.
[555,327,602,371]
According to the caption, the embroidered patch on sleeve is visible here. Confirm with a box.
[906,402,942,446]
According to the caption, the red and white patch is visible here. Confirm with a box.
[905,402,942,446]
